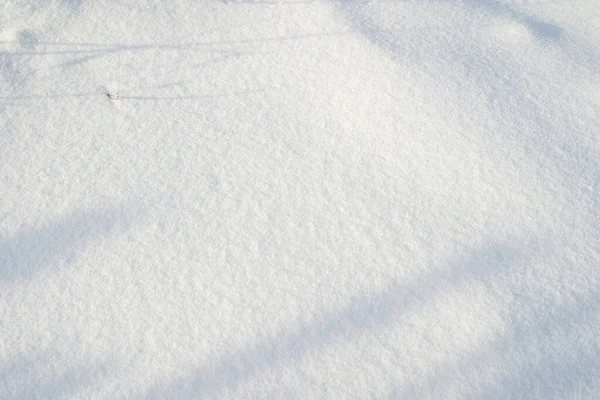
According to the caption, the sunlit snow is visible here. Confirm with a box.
[1,1,599,398]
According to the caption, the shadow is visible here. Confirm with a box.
[0,88,265,102]
[63,0,85,10]
[219,0,319,5]
[118,89,265,101]
[2,29,349,69]
[526,19,563,40]
[0,353,108,399]
[3,45,252,71]
[476,291,600,399]
[17,30,39,51]
[335,0,600,194]
[336,0,562,66]
[467,0,563,40]
[147,242,522,398]
[0,206,136,281]
[0,30,345,104]
[390,288,600,399]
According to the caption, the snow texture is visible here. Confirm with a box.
[1,0,599,398]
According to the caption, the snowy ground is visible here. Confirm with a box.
[1,0,599,398]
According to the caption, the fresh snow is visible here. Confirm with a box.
[1,0,599,398]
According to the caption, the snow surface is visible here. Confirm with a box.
[1,0,600,398]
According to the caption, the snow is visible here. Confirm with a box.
[1,0,599,398]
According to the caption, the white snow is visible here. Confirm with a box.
[1,0,599,398]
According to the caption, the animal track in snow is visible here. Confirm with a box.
[0,27,40,92]
[0,27,40,52]
[18,29,39,51]
[489,17,562,46]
